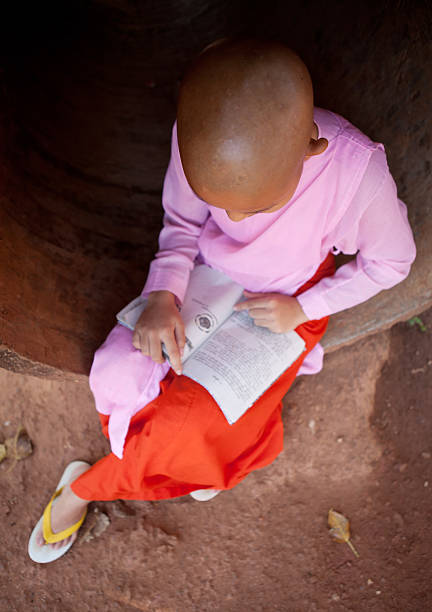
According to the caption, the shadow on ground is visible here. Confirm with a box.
[0,308,431,611]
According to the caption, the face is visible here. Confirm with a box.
[192,123,326,222]
[197,159,304,222]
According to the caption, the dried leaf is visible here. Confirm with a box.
[15,431,32,459]
[111,500,136,519]
[4,427,33,473]
[0,443,7,463]
[328,509,359,557]
[5,427,33,461]
[80,509,110,544]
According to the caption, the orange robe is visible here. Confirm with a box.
[71,254,335,501]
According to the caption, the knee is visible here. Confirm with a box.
[89,324,165,407]
[89,324,138,398]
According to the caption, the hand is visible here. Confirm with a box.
[132,291,186,374]
[234,290,309,333]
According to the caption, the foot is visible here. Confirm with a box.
[35,463,90,550]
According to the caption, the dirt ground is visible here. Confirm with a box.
[0,308,431,612]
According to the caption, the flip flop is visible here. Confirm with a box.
[28,460,90,563]
[190,489,221,501]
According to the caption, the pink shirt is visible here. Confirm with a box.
[95,107,416,460]
[143,107,415,329]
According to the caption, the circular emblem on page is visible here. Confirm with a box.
[194,312,217,333]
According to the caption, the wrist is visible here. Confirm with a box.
[294,298,309,326]
[147,290,177,305]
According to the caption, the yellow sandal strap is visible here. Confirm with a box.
[42,486,87,544]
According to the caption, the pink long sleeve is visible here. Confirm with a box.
[142,124,209,303]
[143,116,416,321]
[297,152,416,320]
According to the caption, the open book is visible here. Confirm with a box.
[116,265,306,425]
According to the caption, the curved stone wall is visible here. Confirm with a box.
[0,1,431,376]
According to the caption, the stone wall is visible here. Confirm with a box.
[0,0,430,376]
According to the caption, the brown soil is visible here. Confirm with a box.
[0,308,431,612]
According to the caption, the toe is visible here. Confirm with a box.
[56,537,69,549]
[56,534,74,549]
[35,529,45,547]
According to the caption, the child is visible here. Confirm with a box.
[29,39,416,562]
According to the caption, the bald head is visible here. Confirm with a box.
[177,39,323,216]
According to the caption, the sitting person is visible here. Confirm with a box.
[29,38,415,563]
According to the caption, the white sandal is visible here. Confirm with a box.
[28,460,90,563]
[189,489,221,501]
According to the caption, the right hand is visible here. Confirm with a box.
[132,291,186,374]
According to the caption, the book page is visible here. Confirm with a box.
[182,311,306,424]
[180,265,244,360]
[116,265,244,361]
[116,296,147,331]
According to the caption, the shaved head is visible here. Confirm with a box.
[177,39,323,218]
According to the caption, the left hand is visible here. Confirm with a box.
[234,290,309,333]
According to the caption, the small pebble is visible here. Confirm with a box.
[411,367,426,374]
[80,509,110,543]
[111,500,136,519]
[3,421,10,426]
[337,436,344,443]
[308,419,316,434]
[331,594,340,602]
[424,481,429,488]
[376,590,381,595]
[421,452,431,459]
[367,579,373,585]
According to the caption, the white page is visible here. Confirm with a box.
[182,310,306,424]
[180,265,243,360]
[116,296,147,331]
[116,265,244,361]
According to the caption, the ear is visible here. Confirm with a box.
[305,136,328,159]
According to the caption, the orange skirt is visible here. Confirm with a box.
[71,254,335,501]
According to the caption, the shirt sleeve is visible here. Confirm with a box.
[141,123,209,303]
[297,151,417,320]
